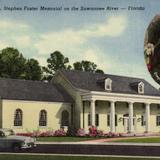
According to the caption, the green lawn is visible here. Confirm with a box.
[113,137,160,143]
[37,136,103,142]
[0,155,159,160]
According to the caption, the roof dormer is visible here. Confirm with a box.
[138,82,144,94]
[105,78,112,91]
[130,81,145,94]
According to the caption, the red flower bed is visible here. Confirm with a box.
[54,129,66,136]
[16,133,33,137]
[16,128,134,138]
[89,126,98,137]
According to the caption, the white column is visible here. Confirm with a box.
[90,99,95,126]
[128,102,134,133]
[145,103,150,132]
[110,101,115,132]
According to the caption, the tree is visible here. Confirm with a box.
[0,47,43,80]
[24,58,42,80]
[95,69,104,74]
[73,62,82,71]
[73,60,104,73]
[43,51,71,80]
[43,51,104,80]
[0,47,26,79]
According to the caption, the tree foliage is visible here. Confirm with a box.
[73,60,104,73]
[0,47,104,81]
[24,59,42,80]
[43,51,71,80]
[0,47,42,80]
[0,47,26,78]
[44,51,104,80]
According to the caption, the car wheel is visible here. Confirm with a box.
[26,144,34,151]
[12,144,20,152]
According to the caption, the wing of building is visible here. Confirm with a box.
[0,69,160,133]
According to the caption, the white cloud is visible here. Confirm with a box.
[35,15,128,55]
[35,29,86,55]
[82,49,109,71]
[82,15,127,37]
[0,20,32,50]
[81,48,147,79]
[14,36,31,47]
[0,42,10,50]
[0,16,128,80]
[0,20,29,30]
[33,15,128,77]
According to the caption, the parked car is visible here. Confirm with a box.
[0,128,36,151]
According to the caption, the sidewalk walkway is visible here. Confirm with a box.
[82,136,142,143]
[81,135,160,143]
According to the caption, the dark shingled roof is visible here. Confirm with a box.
[60,70,160,96]
[0,78,73,102]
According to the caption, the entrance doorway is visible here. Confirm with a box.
[123,114,136,132]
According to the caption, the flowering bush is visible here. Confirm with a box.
[54,129,66,137]
[16,128,141,139]
[76,128,86,137]
[17,129,66,137]
[88,126,98,137]
[16,132,33,137]
[32,130,41,137]
[96,130,104,137]
[107,132,119,138]
[39,131,54,137]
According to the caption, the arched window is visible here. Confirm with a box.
[14,109,23,126]
[61,110,69,126]
[39,110,47,126]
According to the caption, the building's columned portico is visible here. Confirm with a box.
[81,91,160,133]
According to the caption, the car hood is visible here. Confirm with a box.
[6,135,35,142]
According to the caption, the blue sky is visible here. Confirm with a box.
[0,0,160,88]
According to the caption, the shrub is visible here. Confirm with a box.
[67,126,77,136]
[39,131,54,137]
[88,126,98,137]
[97,130,104,137]
[107,132,119,138]
[76,128,86,137]
[16,133,33,137]
[54,129,66,137]
[32,130,41,137]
